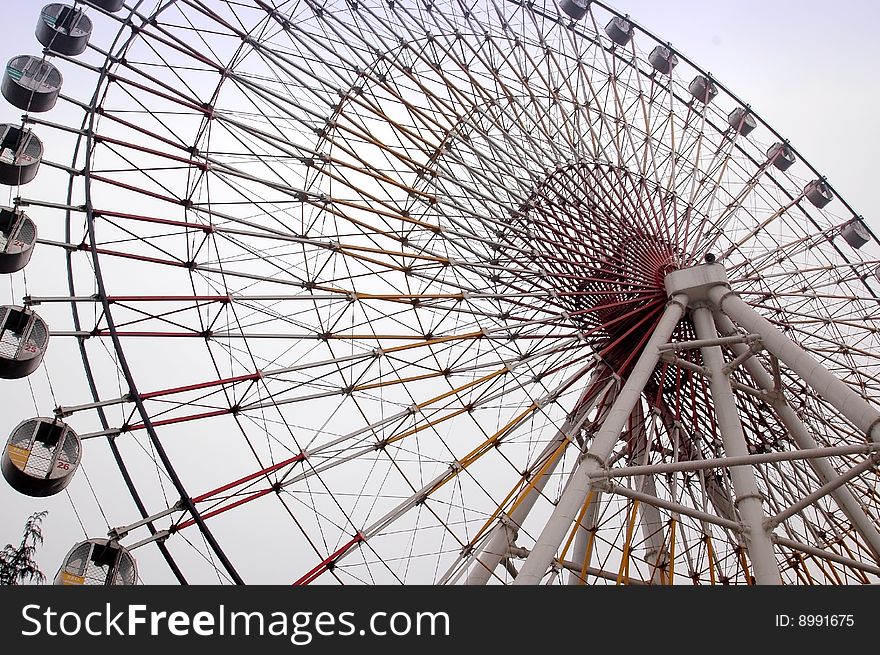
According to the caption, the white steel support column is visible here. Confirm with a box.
[626,402,669,584]
[465,376,615,585]
[714,312,880,560]
[566,490,603,584]
[513,294,688,585]
[691,305,781,584]
[566,388,619,585]
[709,286,880,443]
[463,412,579,585]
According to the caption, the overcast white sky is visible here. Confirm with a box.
[1,0,878,582]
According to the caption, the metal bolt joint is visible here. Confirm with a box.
[581,451,607,470]
[733,491,766,508]
[867,416,880,445]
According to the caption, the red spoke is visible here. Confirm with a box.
[139,372,262,400]
[177,488,275,531]
[293,534,365,586]
[191,453,306,504]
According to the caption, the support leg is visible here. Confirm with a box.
[463,372,615,585]
[714,311,880,561]
[566,385,620,585]
[566,490,603,584]
[513,295,688,585]
[709,286,880,442]
[626,402,669,583]
[692,305,781,584]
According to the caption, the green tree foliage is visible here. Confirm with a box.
[0,511,48,585]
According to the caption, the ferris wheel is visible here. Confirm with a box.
[1,0,879,586]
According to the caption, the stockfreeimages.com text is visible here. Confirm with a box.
[21,603,450,645]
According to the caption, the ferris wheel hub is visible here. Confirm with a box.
[520,163,684,371]
[663,262,729,303]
